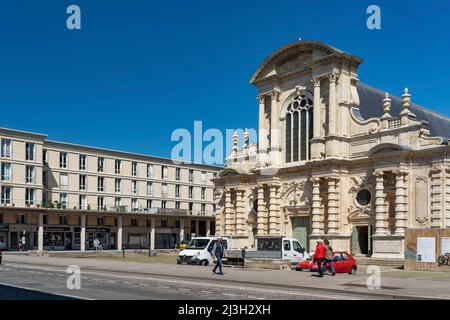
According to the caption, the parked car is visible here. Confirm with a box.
[296,251,357,274]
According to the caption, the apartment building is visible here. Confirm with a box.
[0,127,220,251]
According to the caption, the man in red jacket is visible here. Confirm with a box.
[313,241,326,277]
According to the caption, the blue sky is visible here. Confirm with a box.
[1,0,449,162]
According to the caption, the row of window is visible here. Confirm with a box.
[1,163,38,183]
[56,174,207,199]
[0,139,35,161]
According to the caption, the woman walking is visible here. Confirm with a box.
[323,239,336,276]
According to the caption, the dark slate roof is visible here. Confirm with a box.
[357,82,450,139]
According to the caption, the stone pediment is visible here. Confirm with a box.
[348,207,372,225]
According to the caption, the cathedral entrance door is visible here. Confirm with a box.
[351,226,373,256]
[292,217,310,251]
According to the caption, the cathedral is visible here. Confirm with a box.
[213,40,450,259]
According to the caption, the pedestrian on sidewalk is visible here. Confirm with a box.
[323,239,336,276]
[313,240,326,277]
[211,237,225,275]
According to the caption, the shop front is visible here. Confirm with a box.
[86,227,112,250]
[41,226,73,251]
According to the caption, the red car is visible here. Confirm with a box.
[296,251,357,274]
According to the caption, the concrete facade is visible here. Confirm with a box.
[213,41,450,259]
[0,127,220,251]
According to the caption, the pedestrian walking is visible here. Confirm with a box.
[211,237,225,275]
[312,240,326,277]
[323,239,336,276]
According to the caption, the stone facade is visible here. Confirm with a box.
[213,40,450,259]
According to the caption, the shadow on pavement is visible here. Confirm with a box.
[0,284,78,300]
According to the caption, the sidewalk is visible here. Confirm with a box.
[3,254,450,299]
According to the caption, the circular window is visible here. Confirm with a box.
[356,189,372,206]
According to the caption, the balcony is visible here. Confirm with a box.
[146,208,188,215]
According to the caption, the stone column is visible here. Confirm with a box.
[268,183,280,235]
[258,94,268,152]
[327,73,338,136]
[150,217,155,250]
[224,189,234,236]
[257,185,267,236]
[311,78,322,160]
[235,190,246,235]
[430,165,443,228]
[393,169,408,235]
[117,215,123,250]
[374,171,388,235]
[195,219,200,236]
[80,213,86,251]
[270,91,280,150]
[38,212,44,252]
[206,220,211,236]
[311,178,322,235]
[326,177,340,234]
[179,219,185,241]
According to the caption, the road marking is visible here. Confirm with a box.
[222,293,238,297]
[248,296,264,300]
[0,281,93,300]
[140,284,151,287]
[201,290,213,294]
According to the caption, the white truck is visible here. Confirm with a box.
[177,236,309,267]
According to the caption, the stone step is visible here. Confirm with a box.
[355,257,404,267]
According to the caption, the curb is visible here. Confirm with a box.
[3,259,443,300]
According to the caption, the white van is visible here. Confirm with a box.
[177,236,229,266]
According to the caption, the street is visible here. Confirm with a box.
[0,262,380,300]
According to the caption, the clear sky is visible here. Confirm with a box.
[1,0,449,162]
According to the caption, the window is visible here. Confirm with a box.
[147,199,153,209]
[189,202,193,214]
[26,165,35,183]
[42,191,48,205]
[283,240,291,251]
[161,219,167,228]
[115,197,121,207]
[175,201,181,210]
[189,169,194,182]
[132,161,137,176]
[147,182,153,196]
[131,180,137,195]
[42,149,48,165]
[98,176,105,192]
[79,155,87,170]
[131,198,138,211]
[293,241,304,253]
[285,94,314,163]
[97,196,104,210]
[161,200,167,209]
[1,162,11,181]
[147,219,151,227]
[115,178,122,193]
[1,187,11,205]
[115,159,121,174]
[175,168,181,181]
[131,218,138,227]
[201,203,206,215]
[43,215,47,224]
[79,175,87,190]
[161,183,168,197]
[60,152,68,168]
[43,171,48,188]
[97,217,104,226]
[189,186,194,199]
[147,164,153,178]
[97,157,104,172]
[59,216,68,225]
[78,195,87,209]
[60,173,68,190]
[175,185,180,198]
[60,193,68,206]
[175,220,181,228]
[201,171,206,184]
[1,139,11,158]
[162,165,168,179]
[17,214,26,224]
[25,188,35,205]
[25,142,35,161]
[201,187,206,200]
[356,189,372,206]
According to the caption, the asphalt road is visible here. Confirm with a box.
[0,262,382,300]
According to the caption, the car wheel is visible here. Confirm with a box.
[349,266,357,275]
[201,260,209,266]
